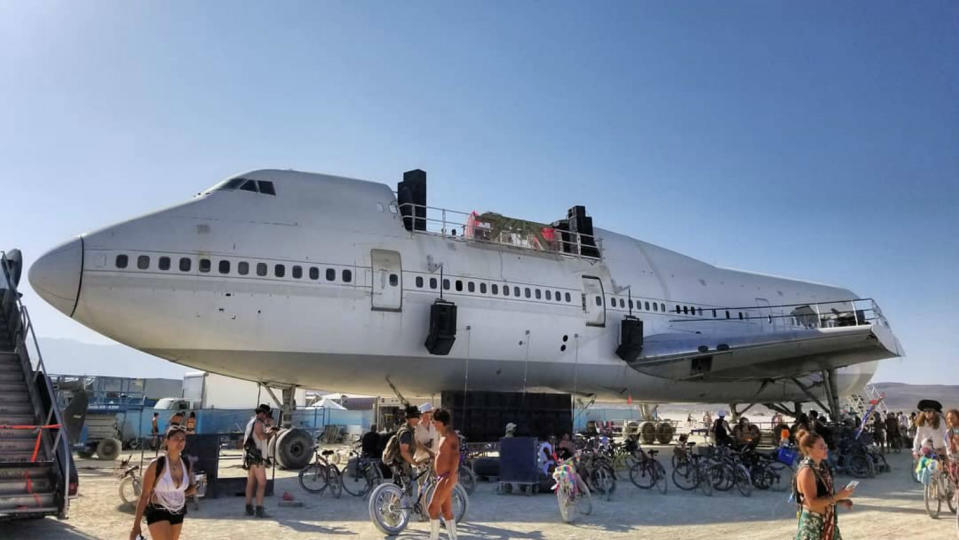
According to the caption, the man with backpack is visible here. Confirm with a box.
[382,405,424,483]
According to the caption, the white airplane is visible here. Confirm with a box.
[29,169,902,418]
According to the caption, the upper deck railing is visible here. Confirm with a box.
[396,202,602,260]
[667,297,890,332]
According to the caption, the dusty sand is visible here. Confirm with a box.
[1,449,955,540]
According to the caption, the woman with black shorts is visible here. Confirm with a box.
[130,425,195,540]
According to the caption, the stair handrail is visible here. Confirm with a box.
[0,251,71,519]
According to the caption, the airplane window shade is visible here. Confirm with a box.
[342,269,352,283]
[218,260,230,274]
[292,266,302,279]
[115,254,128,268]
[274,264,285,278]
[199,258,211,273]
[256,263,267,277]
[179,258,191,272]
[158,257,170,271]
[239,180,258,193]
[467,282,474,293]
[525,288,531,298]
[309,267,319,280]
[326,268,335,281]
[546,290,552,300]
[416,276,424,288]
[443,279,450,290]
[238,262,249,275]
[257,181,276,195]
[137,255,149,270]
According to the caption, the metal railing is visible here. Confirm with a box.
[396,202,602,259]
[666,298,888,333]
[1,251,71,518]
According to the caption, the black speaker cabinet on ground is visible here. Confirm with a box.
[425,299,457,355]
[616,317,644,362]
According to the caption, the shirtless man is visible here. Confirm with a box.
[428,408,458,540]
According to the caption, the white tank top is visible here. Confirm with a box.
[245,417,269,457]
[151,455,187,513]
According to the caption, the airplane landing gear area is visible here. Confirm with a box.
[441,391,572,442]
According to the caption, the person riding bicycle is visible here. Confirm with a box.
[913,400,947,458]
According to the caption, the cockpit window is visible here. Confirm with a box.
[210,177,277,196]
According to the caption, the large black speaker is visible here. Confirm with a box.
[397,169,427,231]
[566,205,599,257]
[425,299,456,355]
[616,317,644,363]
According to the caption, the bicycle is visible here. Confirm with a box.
[368,464,469,536]
[341,444,384,498]
[298,445,343,498]
[628,447,667,494]
[552,459,592,523]
[922,457,958,519]
[577,446,616,500]
[456,432,477,495]
[671,445,714,496]
[117,457,142,506]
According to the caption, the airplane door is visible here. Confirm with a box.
[371,249,402,311]
[581,276,606,327]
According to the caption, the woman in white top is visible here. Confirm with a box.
[131,424,195,540]
[912,399,948,457]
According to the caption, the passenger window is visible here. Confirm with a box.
[179,258,191,272]
[158,256,170,271]
[698,308,703,316]
[467,282,475,293]
[239,262,249,275]
[524,288,531,298]
[480,283,487,294]
[389,274,398,286]
[443,279,450,290]
[218,260,230,274]
[565,292,571,303]
[115,254,128,268]
[199,258,211,273]
[504,286,510,297]
[309,267,319,280]
[256,263,267,276]
[739,312,744,320]
[491,284,498,294]
[660,303,665,312]
[725,310,730,319]
[274,264,285,278]
[514,286,520,297]
[653,303,658,312]
[547,290,553,301]
[137,255,149,270]
[675,306,681,314]
[257,181,276,195]
[455,280,463,292]
[595,296,602,306]
[555,290,561,301]
[416,276,424,288]
[712,309,717,318]
[292,266,302,279]
[535,289,541,299]
[326,268,335,281]
[240,180,258,192]
[683,306,688,314]
[342,269,352,283]
[429,277,437,289]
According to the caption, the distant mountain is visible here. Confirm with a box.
[36,337,190,380]
[872,382,959,412]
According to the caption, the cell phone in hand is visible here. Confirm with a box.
[844,480,859,490]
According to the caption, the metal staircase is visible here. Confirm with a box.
[0,251,73,520]
[843,384,889,422]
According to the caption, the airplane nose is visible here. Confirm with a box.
[28,238,83,317]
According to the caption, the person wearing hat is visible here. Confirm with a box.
[415,403,438,465]
[713,410,732,447]
[913,399,947,458]
[244,404,278,518]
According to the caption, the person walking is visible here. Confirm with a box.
[243,404,277,518]
[793,428,854,540]
[129,425,196,540]
[151,413,160,451]
[427,408,458,540]
[870,412,886,453]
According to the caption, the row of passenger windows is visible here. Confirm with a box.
[114,254,352,282]
[604,296,749,320]
[413,276,575,304]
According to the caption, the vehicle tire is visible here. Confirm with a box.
[671,462,697,491]
[118,475,141,505]
[425,481,469,524]
[96,438,121,461]
[458,465,476,495]
[77,448,94,459]
[298,462,329,494]
[276,428,313,470]
[369,482,410,535]
[925,477,941,519]
[654,460,667,494]
[656,422,675,444]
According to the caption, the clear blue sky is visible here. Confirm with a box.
[2,2,956,385]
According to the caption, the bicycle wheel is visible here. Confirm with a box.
[734,464,752,497]
[925,477,941,519]
[698,463,713,496]
[118,475,141,505]
[711,463,734,492]
[557,484,572,523]
[342,458,371,497]
[750,465,771,490]
[630,461,654,489]
[298,461,329,494]
[327,465,343,498]
[671,462,697,491]
[766,462,791,492]
[575,482,592,517]
[654,460,667,494]
[458,465,476,495]
[591,467,613,500]
[849,455,871,479]
[369,482,411,535]
[424,480,469,524]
